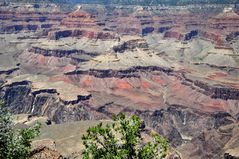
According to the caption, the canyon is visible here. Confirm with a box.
[0,2,239,159]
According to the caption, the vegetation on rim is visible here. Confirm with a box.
[0,101,41,159]
[82,113,169,159]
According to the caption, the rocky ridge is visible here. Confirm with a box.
[0,3,239,159]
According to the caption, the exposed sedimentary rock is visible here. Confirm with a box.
[29,46,98,58]
[65,66,173,78]
[0,67,19,75]
[0,80,101,124]
[0,4,66,33]
[138,106,235,147]
[0,3,239,159]
[61,7,97,28]
[48,29,115,40]
[46,7,116,40]
[1,81,34,114]
[30,140,63,159]
[194,80,239,100]
[113,38,149,53]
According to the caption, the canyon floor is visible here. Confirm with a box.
[0,2,239,159]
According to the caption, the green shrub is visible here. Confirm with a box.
[82,113,169,159]
[0,101,41,159]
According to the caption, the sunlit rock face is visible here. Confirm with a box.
[0,2,239,159]
[0,3,66,33]
[47,7,116,40]
[61,6,97,28]
[199,8,239,48]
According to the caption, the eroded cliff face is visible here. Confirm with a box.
[48,29,115,40]
[47,7,116,40]
[0,4,66,34]
[61,7,97,28]
[0,80,104,124]
[139,107,235,147]
[0,3,239,159]
[102,5,239,48]
[1,78,238,158]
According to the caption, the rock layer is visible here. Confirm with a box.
[0,3,239,159]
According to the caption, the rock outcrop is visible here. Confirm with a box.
[28,46,98,58]
[0,3,239,159]
[113,38,149,53]
[47,7,116,40]
[0,80,103,124]
[48,28,115,40]
[30,139,63,159]
[61,7,97,28]
[138,106,235,147]
[65,66,172,78]
[0,4,66,33]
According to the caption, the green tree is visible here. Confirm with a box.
[82,113,169,159]
[0,101,41,159]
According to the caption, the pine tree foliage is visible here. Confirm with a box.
[82,113,169,159]
[0,101,41,159]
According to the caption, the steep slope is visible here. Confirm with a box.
[0,3,239,159]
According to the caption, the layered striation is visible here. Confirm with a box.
[0,3,239,159]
